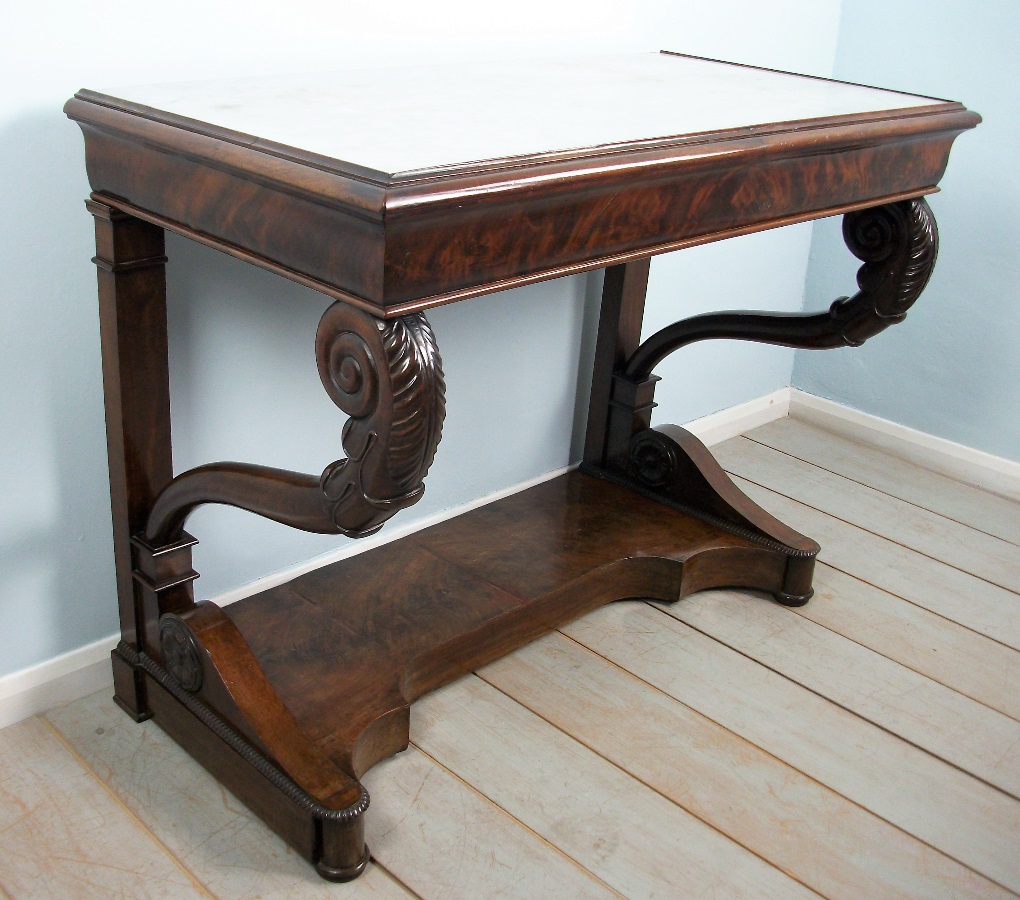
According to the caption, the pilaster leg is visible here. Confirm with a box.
[90,197,174,719]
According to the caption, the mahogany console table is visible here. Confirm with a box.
[66,53,978,880]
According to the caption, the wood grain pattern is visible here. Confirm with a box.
[749,416,1020,544]
[90,201,172,618]
[0,717,208,898]
[26,421,1018,894]
[144,304,445,545]
[414,677,815,898]
[65,94,978,314]
[362,749,620,898]
[479,631,1007,898]
[45,692,410,898]
[582,259,650,467]
[66,60,983,885]
[223,470,803,781]
[89,199,174,719]
[801,563,1020,721]
[666,589,1020,798]
[731,474,1020,650]
[564,602,1020,892]
[624,199,939,379]
[716,437,1020,592]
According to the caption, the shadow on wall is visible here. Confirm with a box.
[163,231,595,600]
[0,110,119,676]
[0,108,599,675]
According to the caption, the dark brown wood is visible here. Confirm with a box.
[583,259,651,467]
[253,467,812,757]
[117,641,369,881]
[143,304,445,545]
[130,532,199,663]
[68,60,979,882]
[90,199,174,718]
[65,93,978,316]
[601,198,939,470]
[157,466,814,776]
[625,199,939,379]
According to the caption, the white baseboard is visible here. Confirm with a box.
[208,462,577,609]
[0,463,577,728]
[24,385,985,732]
[684,388,791,447]
[0,635,118,730]
[790,389,1020,501]
[0,389,793,729]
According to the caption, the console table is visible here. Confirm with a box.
[65,52,978,881]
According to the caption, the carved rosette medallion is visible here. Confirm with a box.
[628,429,682,489]
[159,614,203,692]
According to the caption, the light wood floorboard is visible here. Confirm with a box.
[751,416,1020,545]
[412,677,813,898]
[663,589,1020,798]
[732,473,1020,650]
[478,631,1005,898]
[714,437,1020,592]
[45,691,414,899]
[564,603,1020,893]
[1,417,1018,897]
[0,717,209,899]
[799,563,1020,721]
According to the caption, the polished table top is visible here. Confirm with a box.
[67,53,981,884]
[80,52,942,178]
[66,53,979,314]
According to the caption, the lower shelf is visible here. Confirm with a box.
[229,469,805,777]
[122,466,817,879]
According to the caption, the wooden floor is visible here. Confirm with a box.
[2,416,1018,898]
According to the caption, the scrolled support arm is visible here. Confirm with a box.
[624,198,939,381]
[144,304,445,547]
[595,198,938,474]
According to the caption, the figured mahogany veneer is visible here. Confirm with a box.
[119,463,816,878]
[65,54,978,317]
[68,52,979,882]
[228,469,813,773]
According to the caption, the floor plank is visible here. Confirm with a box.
[663,589,1020,798]
[7,419,1020,895]
[45,691,411,900]
[479,631,1005,898]
[733,474,1020,651]
[748,417,1020,545]
[0,716,208,899]
[362,747,620,899]
[715,436,1020,593]
[412,676,815,898]
[802,563,1020,721]
[564,602,1020,893]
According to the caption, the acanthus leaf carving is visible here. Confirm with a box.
[143,304,445,547]
[316,304,446,537]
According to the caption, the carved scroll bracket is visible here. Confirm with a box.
[315,303,445,537]
[143,304,445,547]
[598,198,939,472]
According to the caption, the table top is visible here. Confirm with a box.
[67,52,978,315]
[82,53,942,179]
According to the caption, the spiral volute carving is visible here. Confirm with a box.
[314,303,445,537]
[322,329,380,419]
[844,198,938,319]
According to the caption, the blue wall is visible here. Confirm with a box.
[0,0,841,679]
[794,0,1020,462]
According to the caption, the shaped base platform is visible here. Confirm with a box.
[118,467,817,878]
